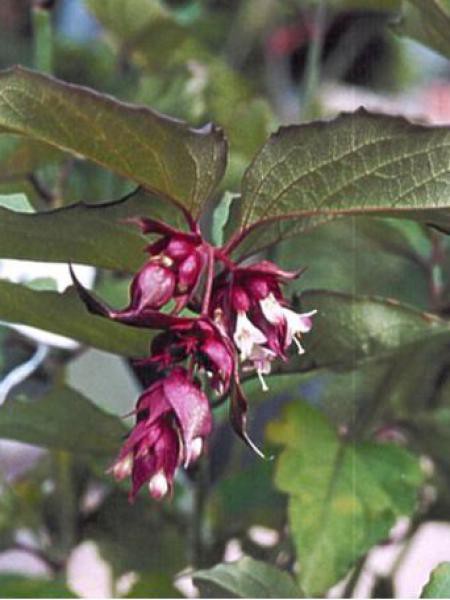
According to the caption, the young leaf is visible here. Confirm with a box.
[193,556,301,598]
[395,1,450,60]
[267,401,424,596]
[0,279,149,357]
[421,563,450,598]
[300,290,450,369]
[0,67,227,216]
[232,110,450,255]
[0,188,183,272]
[0,385,126,457]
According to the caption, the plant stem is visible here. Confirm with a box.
[201,246,215,316]
[301,1,327,120]
[32,3,54,74]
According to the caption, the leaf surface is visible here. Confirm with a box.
[267,401,424,596]
[0,279,149,357]
[300,289,449,369]
[193,556,300,598]
[234,110,450,254]
[0,188,183,272]
[421,563,450,598]
[0,67,227,216]
[0,385,126,457]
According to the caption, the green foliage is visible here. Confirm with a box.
[0,279,149,357]
[421,563,450,598]
[0,188,183,272]
[301,289,450,368]
[234,110,450,254]
[267,400,424,596]
[0,67,227,216]
[0,385,126,457]
[193,556,301,598]
[0,575,76,598]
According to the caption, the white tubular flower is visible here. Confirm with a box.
[260,293,317,354]
[244,345,276,392]
[233,311,267,360]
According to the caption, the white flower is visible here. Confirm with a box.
[233,311,267,360]
[243,345,276,392]
[260,293,317,354]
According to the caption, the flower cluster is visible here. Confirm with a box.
[71,217,315,501]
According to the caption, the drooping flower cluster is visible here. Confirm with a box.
[71,216,316,501]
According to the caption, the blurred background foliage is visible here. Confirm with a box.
[0,0,450,597]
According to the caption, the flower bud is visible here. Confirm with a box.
[148,471,169,500]
[186,437,203,466]
[111,453,133,480]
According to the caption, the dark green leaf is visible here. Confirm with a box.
[234,110,450,255]
[0,385,126,457]
[300,290,449,369]
[0,574,76,598]
[0,188,184,272]
[0,279,149,357]
[0,67,227,216]
[395,1,450,60]
[421,563,450,598]
[267,401,424,596]
[193,557,301,598]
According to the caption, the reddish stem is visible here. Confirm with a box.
[201,245,215,316]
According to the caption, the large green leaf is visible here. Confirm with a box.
[193,557,301,599]
[421,563,450,598]
[0,279,149,357]
[299,290,450,369]
[395,1,450,60]
[267,401,424,596]
[0,67,227,216]
[0,385,126,457]
[232,110,450,255]
[0,187,185,272]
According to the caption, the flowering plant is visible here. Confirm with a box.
[1,1,450,598]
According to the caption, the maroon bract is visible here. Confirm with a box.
[71,213,316,501]
[112,367,212,501]
[212,260,316,390]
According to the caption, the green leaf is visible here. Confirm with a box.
[234,110,450,255]
[395,1,450,60]
[300,290,450,369]
[212,191,236,246]
[0,67,227,216]
[193,557,301,598]
[421,563,450,598]
[0,134,63,180]
[0,574,76,598]
[0,279,149,357]
[267,401,424,596]
[0,188,183,272]
[279,217,431,309]
[0,385,126,457]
